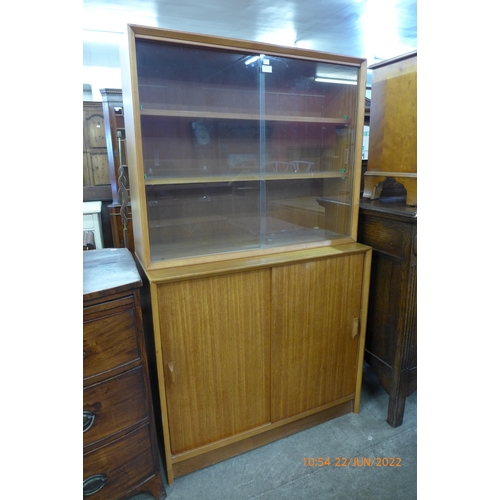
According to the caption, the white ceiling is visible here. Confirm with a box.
[83,0,416,92]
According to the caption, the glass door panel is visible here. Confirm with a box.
[134,39,360,261]
[260,55,359,248]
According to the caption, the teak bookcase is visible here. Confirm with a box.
[121,25,372,484]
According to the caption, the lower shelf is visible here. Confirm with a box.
[150,220,341,261]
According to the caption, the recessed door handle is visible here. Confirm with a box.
[166,362,175,387]
[352,317,359,338]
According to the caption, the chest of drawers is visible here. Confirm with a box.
[83,248,165,499]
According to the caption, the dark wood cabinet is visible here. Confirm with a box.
[83,248,165,499]
[100,89,135,252]
[83,102,110,188]
[358,201,416,427]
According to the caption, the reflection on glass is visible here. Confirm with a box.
[135,39,359,261]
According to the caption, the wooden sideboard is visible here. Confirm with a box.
[142,243,372,483]
[358,201,416,427]
[83,248,165,499]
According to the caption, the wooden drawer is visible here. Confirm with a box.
[83,306,140,382]
[83,366,148,448]
[358,212,414,259]
[83,424,156,500]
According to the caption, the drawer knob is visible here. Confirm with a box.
[83,474,107,496]
[83,411,95,433]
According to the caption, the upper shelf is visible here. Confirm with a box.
[140,108,351,125]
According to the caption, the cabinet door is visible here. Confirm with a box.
[83,103,110,186]
[156,269,271,455]
[271,254,365,421]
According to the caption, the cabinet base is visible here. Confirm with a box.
[170,399,353,482]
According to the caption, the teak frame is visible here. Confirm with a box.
[121,25,372,485]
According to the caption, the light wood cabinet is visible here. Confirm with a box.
[146,245,371,482]
[121,25,372,484]
[362,51,417,205]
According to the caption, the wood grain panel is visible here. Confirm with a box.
[271,254,364,421]
[156,269,271,455]
[363,252,402,370]
[368,55,416,174]
[357,212,412,258]
[364,53,417,205]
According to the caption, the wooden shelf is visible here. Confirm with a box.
[144,171,348,185]
[364,171,416,178]
[140,108,351,125]
[149,223,339,262]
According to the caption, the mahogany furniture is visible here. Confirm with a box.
[358,201,416,427]
[100,89,135,251]
[83,248,165,499]
[121,25,371,484]
[358,51,417,427]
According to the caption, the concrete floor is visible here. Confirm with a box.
[131,363,417,500]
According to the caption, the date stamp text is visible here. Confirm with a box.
[302,457,402,467]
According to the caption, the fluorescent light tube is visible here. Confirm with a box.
[245,54,265,65]
[314,77,357,85]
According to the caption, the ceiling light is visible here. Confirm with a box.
[314,77,357,85]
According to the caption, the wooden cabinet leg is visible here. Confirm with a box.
[387,391,406,428]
